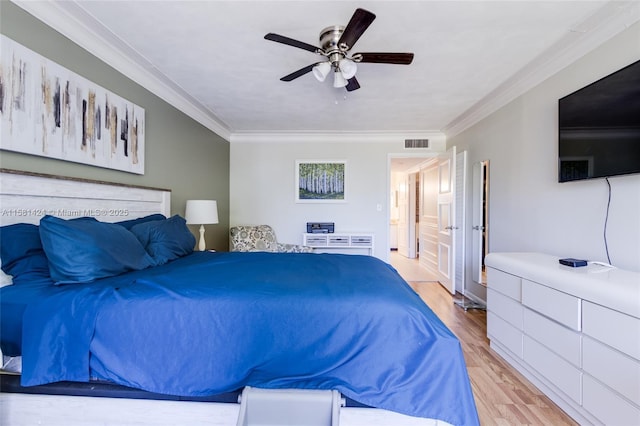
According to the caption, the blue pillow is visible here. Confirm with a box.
[0,223,51,284]
[39,215,156,284]
[130,215,196,265]
[116,213,167,230]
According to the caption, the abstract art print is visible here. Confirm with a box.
[0,35,145,174]
[296,160,346,203]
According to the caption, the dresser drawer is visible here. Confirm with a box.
[488,288,523,329]
[523,336,582,404]
[583,336,640,406]
[521,279,581,331]
[487,267,521,301]
[488,312,523,358]
[523,308,581,368]
[583,374,640,426]
[582,301,640,361]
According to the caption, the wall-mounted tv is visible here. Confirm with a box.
[558,59,640,182]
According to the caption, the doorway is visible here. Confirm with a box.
[389,149,467,292]
[389,156,437,282]
[472,160,490,285]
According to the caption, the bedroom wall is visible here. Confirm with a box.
[230,136,445,260]
[0,2,230,251]
[450,21,640,301]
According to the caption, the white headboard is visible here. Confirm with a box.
[0,169,171,226]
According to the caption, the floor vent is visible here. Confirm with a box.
[405,139,429,148]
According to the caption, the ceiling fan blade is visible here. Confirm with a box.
[353,52,414,65]
[338,8,376,50]
[264,33,320,54]
[280,63,318,82]
[345,77,360,92]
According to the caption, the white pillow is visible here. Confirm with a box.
[0,258,13,287]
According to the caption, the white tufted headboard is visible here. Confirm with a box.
[0,169,171,226]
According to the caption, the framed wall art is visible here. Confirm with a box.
[296,160,346,203]
[0,35,145,175]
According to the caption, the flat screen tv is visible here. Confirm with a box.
[558,59,640,182]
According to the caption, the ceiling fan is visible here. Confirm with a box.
[264,8,414,92]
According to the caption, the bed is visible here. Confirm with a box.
[0,169,479,426]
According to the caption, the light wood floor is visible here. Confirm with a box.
[408,281,578,426]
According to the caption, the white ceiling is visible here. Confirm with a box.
[15,0,639,146]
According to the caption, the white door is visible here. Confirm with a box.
[454,150,467,294]
[397,173,409,258]
[418,160,439,276]
[437,146,456,294]
[407,172,417,259]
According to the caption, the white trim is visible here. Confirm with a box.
[231,131,446,145]
[12,0,232,141]
[444,1,640,138]
[12,1,638,142]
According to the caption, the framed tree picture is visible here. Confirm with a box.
[296,160,346,203]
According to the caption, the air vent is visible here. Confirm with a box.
[405,139,429,148]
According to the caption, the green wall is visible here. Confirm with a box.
[0,2,230,250]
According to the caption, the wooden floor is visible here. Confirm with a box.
[408,281,578,426]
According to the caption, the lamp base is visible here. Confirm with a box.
[198,224,206,251]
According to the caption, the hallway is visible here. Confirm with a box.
[388,251,438,282]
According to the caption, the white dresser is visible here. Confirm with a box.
[486,252,640,425]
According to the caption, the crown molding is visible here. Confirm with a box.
[443,1,640,138]
[13,1,637,144]
[12,0,232,141]
[230,130,446,145]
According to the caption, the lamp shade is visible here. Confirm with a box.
[185,200,219,225]
[333,70,348,88]
[339,58,357,79]
[312,61,331,82]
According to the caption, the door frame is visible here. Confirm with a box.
[387,154,439,262]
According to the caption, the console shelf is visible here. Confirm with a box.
[303,233,374,256]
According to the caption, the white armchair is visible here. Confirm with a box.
[229,225,314,253]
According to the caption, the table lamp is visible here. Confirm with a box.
[185,200,218,251]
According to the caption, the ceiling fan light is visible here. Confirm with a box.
[333,70,348,88]
[339,58,357,79]
[312,62,331,82]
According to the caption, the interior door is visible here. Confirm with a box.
[397,173,409,258]
[437,146,456,294]
[454,150,467,294]
[407,172,417,259]
[418,161,439,276]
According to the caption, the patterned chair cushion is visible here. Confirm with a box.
[229,225,314,253]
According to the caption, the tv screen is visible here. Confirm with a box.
[558,59,640,182]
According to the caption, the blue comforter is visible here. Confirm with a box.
[20,252,479,425]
